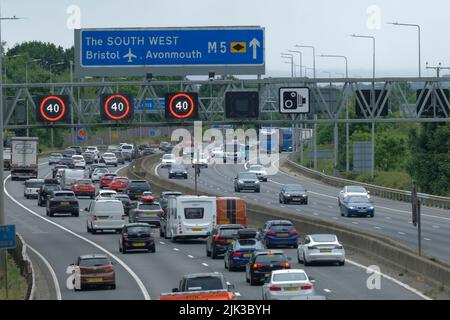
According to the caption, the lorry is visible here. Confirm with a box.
[11,137,39,180]
[260,127,293,153]
[160,272,236,300]
[3,147,11,170]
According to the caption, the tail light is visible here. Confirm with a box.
[335,245,343,249]
[232,252,242,257]
[178,222,182,234]
[121,215,126,220]
[266,230,275,235]
[134,210,143,215]
[103,264,114,271]
[158,210,165,217]
[301,283,313,290]
[308,246,318,250]
[269,285,282,291]
[214,235,225,243]
[92,215,98,221]
[252,263,263,269]
[280,262,290,268]
[289,229,299,235]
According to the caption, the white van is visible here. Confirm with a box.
[86,200,125,234]
[163,195,216,242]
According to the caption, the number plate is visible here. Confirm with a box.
[60,202,70,205]
[293,198,301,201]
[320,249,332,253]
[144,213,156,217]
[226,239,232,244]
[192,228,202,232]
[86,278,103,283]
[133,243,146,247]
[285,287,299,291]
[277,233,289,237]
[97,216,109,220]
[244,253,252,257]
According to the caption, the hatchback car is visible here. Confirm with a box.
[248,164,268,182]
[124,180,151,200]
[72,179,96,199]
[245,250,291,285]
[113,151,125,165]
[69,254,115,290]
[82,151,97,165]
[92,167,110,182]
[89,163,108,178]
[279,184,308,205]
[160,154,176,168]
[168,164,188,179]
[297,234,345,266]
[119,223,156,253]
[100,173,117,189]
[258,220,299,248]
[52,164,68,179]
[206,224,245,259]
[72,155,86,169]
[234,172,260,193]
[49,153,63,165]
[262,269,315,300]
[46,191,79,217]
[340,196,375,218]
[224,231,264,271]
[109,176,130,192]
[100,153,118,167]
[24,179,45,199]
[128,200,164,227]
[58,157,75,168]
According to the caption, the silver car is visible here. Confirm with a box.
[49,153,63,165]
[248,164,268,182]
[24,179,45,199]
[297,234,345,266]
[92,168,110,182]
[234,172,260,193]
[262,269,315,300]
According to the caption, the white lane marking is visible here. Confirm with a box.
[352,222,359,225]
[26,243,62,300]
[235,292,241,297]
[202,263,209,267]
[154,163,161,177]
[432,225,440,229]
[313,213,319,216]
[424,238,432,241]
[398,232,406,235]
[374,226,381,229]
[332,217,339,220]
[188,255,194,259]
[346,259,431,300]
[296,208,301,212]
[159,241,165,245]
[173,248,180,251]
[323,289,332,293]
[385,217,392,220]
[5,175,151,301]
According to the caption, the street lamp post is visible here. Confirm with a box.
[25,58,42,137]
[280,53,294,77]
[49,61,65,94]
[295,45,316,78]
[0,5,23,294]
[388,22,421,77]
[320,54,348,78]
[288,50,303,77]
[3,54,22,82]
[351,34,376,178]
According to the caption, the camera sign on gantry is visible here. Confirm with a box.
[279,87,310,114]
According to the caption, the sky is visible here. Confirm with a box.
[2,0,450,78]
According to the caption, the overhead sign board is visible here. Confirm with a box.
[0,225,16,249]
[74,27,265,77]
[279,87,310,114]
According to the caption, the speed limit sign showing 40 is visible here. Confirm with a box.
[100,93,134,121]
[165,92,199,120]
[35,95,70,123]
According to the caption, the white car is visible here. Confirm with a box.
[338,186,370,205]
[92,168,110,182]
[262,269,315,300]
[24,179,45,199]
[85,146,100,157]
[96,190,118,200]
[248,164,268,182]
[160,154,176,168]
[210,147,224,158]
[120,144,134,161]
[101,153,118,167]
[72,155,86,169]
[297,234,345,266]
[192,153,209,168]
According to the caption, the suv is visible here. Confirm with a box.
[121,144,134,161]
[46,191,79,217]
[124,180,151,200]
[206,224,245,259]
[258,220,299,249]
[234,172,260,193]
[69,254,115,291]
[113,151,125,165]
[68,146,83,155]
[172,273,234,293]
[245,250,291,285]
[38,180,62,206]
[128,199,163,227]
[119,223,156,253]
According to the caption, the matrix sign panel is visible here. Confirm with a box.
[75,27,265,76]
[100,94,134,121]
[225,91,259,119]
[35,95,70,123]
[279,87,310,114]
[165,92,199,120]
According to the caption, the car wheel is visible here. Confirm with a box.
[91,227,97,234]
[304,200,308,205]
[279,198,282,204]
[245,272,249,283]
[292,243,298,249]
[250,277,258,286]
[229,261,236,272]
[110,284,116,290]
[339,260,345,266]
[122,244,127,254]
[297,251,302,263]
[370,214,374,218]
[224,259,228,269]
[255,188,260,193]
[206,245,211,257]
[160,228,165,238]
[73,212,79,217]
[150,245,156,253]
[211,247,218,259]
[303,253,310,266]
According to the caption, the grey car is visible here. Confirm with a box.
[113,151,125,165]
[168,164,188,179]
[49,153,63,165]
[279,184,308,205]
[234,172,260,193]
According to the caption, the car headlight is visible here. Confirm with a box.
[285,194,291,197]
[255,180,260,184]
[349,206,355,210]
[238,180,244,184]
[184,171,187,174]
[369,206,374,210]
[302,194,307,197]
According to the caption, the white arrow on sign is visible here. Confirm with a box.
[249,38,260,60]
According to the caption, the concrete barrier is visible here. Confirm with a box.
[128,154,450,293]
[284,158,450,210]
[7,234,34,300]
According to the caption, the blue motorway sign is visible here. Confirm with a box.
[136,98,165,112]
[0,225,16,249]
[75,27,265,76]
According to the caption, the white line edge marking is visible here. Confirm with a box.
[26,243,62,300]
[154,163,161,177]
[323,289,332,293]
[173,248,179,251]
[202,263,209,267]
[4,175,151,301]
[188,255,194,258]
[346,259,431,300]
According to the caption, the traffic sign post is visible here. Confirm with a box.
[75,27,265,77]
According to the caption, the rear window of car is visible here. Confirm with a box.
[269,224,294,232]
[79,258,111,267]
[130,182,150,188]
[219,229,241,237]
[76,180,92,185]
[185,277,223,291]
[122,145,133,150]
[273,273,307,282]
[115,178,128,183]
[184,208,204,219]
[311,235,337,243]
[255,254,287,264]
[94,168,109,174]
[127,226,152,234]
[138,203,161,210]
[54,192,74,198]
[25,181,44,188]
[114,196,129,201]
[238,239,257,246]
[45,185,61,191]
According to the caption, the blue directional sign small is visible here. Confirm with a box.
[0,225,16,249]
[75,27,265,77]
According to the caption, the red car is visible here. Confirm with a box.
[99,173,117,189]
[72,179,96,199]
[109,176,130,192]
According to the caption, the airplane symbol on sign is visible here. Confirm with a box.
[123,48,137,63]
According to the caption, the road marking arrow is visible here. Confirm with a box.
[249,38,260,59]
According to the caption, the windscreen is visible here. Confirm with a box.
[348,196,371,204]
[273,273,307,282]
[239,173,257,180]
[311,235,337,243]
[285,185,305,192]
[186,277,223,291]
[127,226,152,234]
[347,186,367,193]
[79,258,110,267]
[184,208,204,219]
[65,170,85,179]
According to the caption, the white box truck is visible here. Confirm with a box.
[11,137,39,180]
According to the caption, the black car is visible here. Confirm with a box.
[58,158,75,168]
[245,250,291,285]
[52,165,68,179]
[124,180,151,200]
[279,184,308,205]
[168,164,188,179]
[46,191,79,217]
[206,224,245,259]
[68,146,83,155]
[119,223,155,253]
[62,148,77,158]
[38,181,62,206]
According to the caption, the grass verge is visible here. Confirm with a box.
[0,253,28,300]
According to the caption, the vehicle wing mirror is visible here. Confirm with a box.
[309,276,316,283]
[227,283,235,290]
[172,288,179,293]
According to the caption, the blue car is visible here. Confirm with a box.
[340,196,374,218]
[224,237,265,271]
[258,220,299,249]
